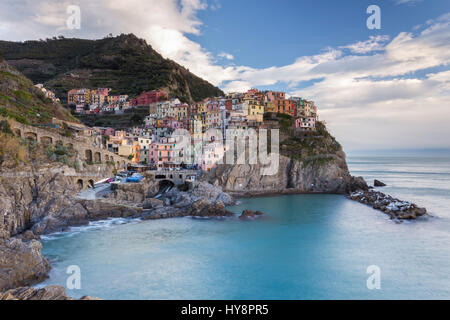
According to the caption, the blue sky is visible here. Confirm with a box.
[194,0,447,68]
[0,0,449,151]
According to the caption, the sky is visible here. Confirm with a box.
[0,0,449,152]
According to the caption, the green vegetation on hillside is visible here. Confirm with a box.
[0,60,77,125]
[279,121,342,164]
[0,34,224,103]
[74,106,149,128]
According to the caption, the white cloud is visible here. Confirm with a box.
[340,35,390,54]
[218,52,234,60]
[395,0,423,5]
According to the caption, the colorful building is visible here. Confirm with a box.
[275,99,295,116]
[295,116,316,132]
[133,90,169,106]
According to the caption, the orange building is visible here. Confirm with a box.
[275,99,296,116]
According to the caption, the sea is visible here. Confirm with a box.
[37,154,450,299]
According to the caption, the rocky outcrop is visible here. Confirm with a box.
[106,181,236,220]
[239,210,264,220]
[0,238,49,291]
[0,285,99,300]
[110,182,159,202]
[348,190,427,220]
[0,164,118,291]
[374,179,386,187]
[208,153,368,196]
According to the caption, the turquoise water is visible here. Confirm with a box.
[39,156,450,299]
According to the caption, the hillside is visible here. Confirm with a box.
[0,57,77,125]
[0,34,224,103]
[208,114,366,195]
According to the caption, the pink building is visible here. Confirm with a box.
[295,116,316,132]
[206,101,219,112]
[148,143,158,165]
[103,127,115,136]
[97,88,110,96]
[265,91,285,102]
[167,119,183,130]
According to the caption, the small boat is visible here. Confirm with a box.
[126,173,144,183]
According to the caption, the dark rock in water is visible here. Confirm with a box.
[347,176,370,192]
[239,210,264,219]
[374,179,386,187]
[348,190,427,220]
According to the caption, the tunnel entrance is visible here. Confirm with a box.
[158,180,175,193]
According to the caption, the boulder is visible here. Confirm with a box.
[374,179,386,187]
[142,198,164,209]
[239,210,264,219]
[0,238,50,291]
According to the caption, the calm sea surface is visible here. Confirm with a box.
[38,155,450,299]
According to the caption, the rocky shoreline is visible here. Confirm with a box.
[0,161,428,299]
[348,190,427,220]
[0,285,99,300]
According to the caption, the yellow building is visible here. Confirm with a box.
[248,100,264,124]
[190,114,205,142]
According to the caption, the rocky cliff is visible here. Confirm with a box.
[0,160,119,291]
[208,121,367,195]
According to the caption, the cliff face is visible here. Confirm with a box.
[208,153,364,195]
[0,162,118,292]
[208,120,367,195]
[0,167,84,291]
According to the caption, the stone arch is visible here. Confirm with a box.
[76,179,84,190]
[94,152,101,163]
[88,179,94,188]
[40,136,53,145]
[24,131,37,141]
[85,149,93,162]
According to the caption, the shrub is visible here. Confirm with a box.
[0,120,12,134]
[0,133,28,165]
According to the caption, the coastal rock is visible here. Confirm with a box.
[189,181,234,205]
[208,153,369,196]
[374,179,386,187]
[79,200,143,220]
[348,190,427,220]
[188,199,232,217]
[142,198,164,209]
[239,210,264,220]
[111,181,158,202]
[0,285,100,300]
[0,238,50,291]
